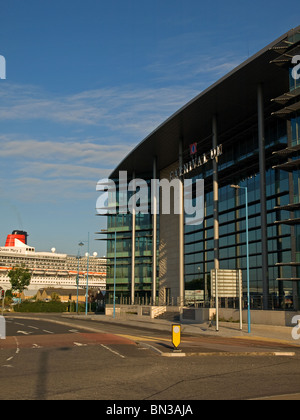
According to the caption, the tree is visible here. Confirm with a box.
[8,264,31,295]
[50,292,61,302]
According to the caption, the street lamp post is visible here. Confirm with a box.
[76,241,84,314]
[78,233,98,316]
[101,229,117,319]
[85,232,90,316]
[113,231,116,318]
[231,185,251,333]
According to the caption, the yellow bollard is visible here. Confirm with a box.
[172,324,181,351]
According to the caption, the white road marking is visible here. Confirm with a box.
[273,352,295,357]
[14,336,20,354]
[28,325,39,330]
[2,336,21,367]
[100,344,125,359]
[32,344,42,349]
[43,330,54,334]
[17,330,31,335]
[73,342,87,347]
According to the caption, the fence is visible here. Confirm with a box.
[105,293,298,311]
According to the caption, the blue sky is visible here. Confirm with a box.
[0,0,298,256]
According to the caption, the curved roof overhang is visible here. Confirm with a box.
[110,26,300,179]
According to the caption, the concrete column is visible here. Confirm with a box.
[152,156,157,305]
[131,172,136,305]
[257,84,269,310]
[212,115,219,270]
[179,138,185,306]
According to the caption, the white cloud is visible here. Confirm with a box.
[0,132,136,202]
[16,162,105,180]
[0,83,200,139]
[143,30,247,87]
[147,53,246,85]
[0,135,134,167]
[0,72,230,204]
[7,176,96,202]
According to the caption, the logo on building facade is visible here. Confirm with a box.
[189,143,197,156]
[170,144,223,180]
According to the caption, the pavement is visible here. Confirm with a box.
[60,312,300,356]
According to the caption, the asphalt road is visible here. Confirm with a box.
[1,314,300,401]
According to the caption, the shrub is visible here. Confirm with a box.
[14,300,68,313]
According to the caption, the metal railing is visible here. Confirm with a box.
[104,293,299,311]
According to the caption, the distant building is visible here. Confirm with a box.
[36,288,86,303]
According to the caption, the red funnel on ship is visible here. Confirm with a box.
[5,230,28,247]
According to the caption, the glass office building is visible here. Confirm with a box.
[99,26,300,310]
[101,175,157,304]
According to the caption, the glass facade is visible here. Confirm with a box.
[105,116,297,309]
[106,177,158,304]
[184,117,293,309]
[289,55,300,302]
[291,113,300,146]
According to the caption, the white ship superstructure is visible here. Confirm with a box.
[0,231,106,291]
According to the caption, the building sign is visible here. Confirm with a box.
[211,269,242,298]
[185,290,204,303]
[170,144,223,180]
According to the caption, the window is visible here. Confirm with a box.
[289,68,300,91]
[291,113,300,146]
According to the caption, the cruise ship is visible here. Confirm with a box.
[0,230,106,291]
